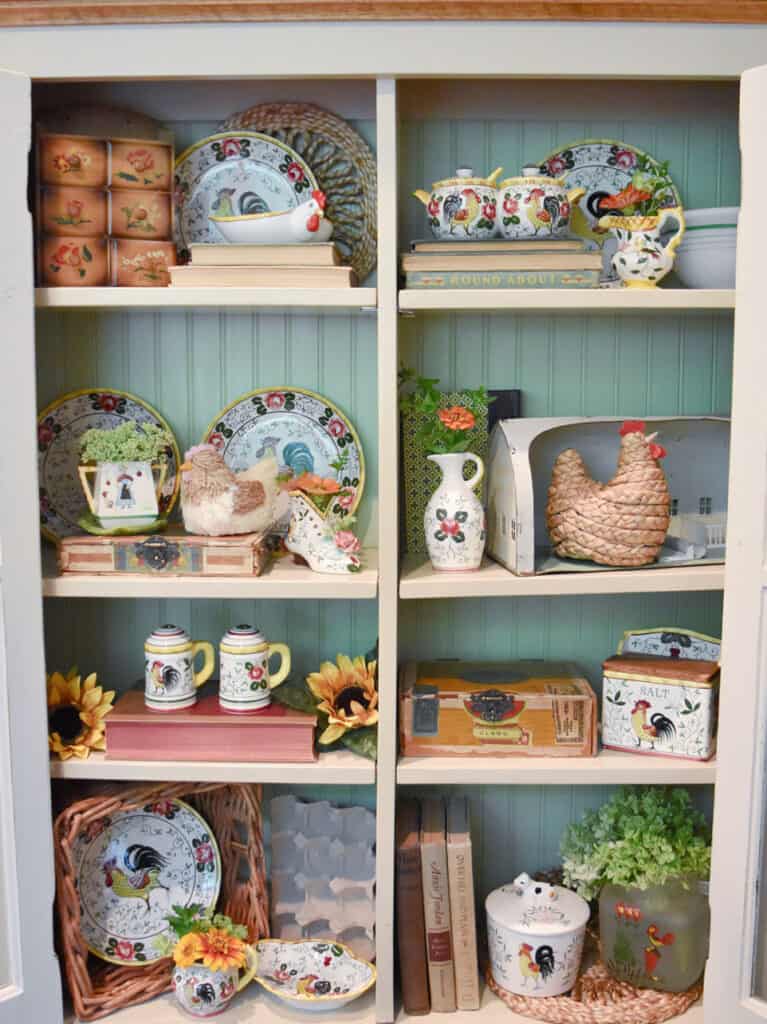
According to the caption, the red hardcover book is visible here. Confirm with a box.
[105,690,317,762]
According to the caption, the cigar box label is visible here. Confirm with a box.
[471,722,531,745]
[553,697,585,743]
[413,685,440,735]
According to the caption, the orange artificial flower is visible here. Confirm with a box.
[173,932,204,968]
[437,406,476,432]
[599,185,653,212]
[288,472,341,495]
[197,928,247,972]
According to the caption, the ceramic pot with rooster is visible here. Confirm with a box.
[172,945,259,1018]
[598,207,685,287]
[424,453,485,572]
[497,166,586,240]
[413,167,503,240]
[599,879,709,992]
[144,624,215,711]
[486,873,590,998]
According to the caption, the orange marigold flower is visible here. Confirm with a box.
[599,185,653,211]
[196,928,247,972]
[173,932,204,967]
[437,406,476,432]
[289,472,341,494]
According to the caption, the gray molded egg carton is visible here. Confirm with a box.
[269,795,376,961]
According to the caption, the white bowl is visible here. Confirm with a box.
[683,206,739,229]
[675,207,738,288]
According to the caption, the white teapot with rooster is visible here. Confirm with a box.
[496,166,586,241]
[413,166,503,240]
[209,189,334,245]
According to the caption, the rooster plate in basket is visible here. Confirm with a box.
[487,416,730,576]
[601,628,720,762]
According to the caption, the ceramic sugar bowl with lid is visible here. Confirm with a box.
[413,166,503,240]
[497,166,586,241]
[486,872,590,998]
[219,624,291,713]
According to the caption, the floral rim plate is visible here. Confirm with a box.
[536,139,682,273]
[203,387,364,522]
[173,131,318,257]
[71,798,221,967]
[38,388,181,543]
[254,939,376,1012]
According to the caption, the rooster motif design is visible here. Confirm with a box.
[518,942,555,989]
[644,924,675,979]
[102,843,169,913]
[443,189,480,235]
[546,420,670,567]
[524,187,563,234]
[631,699,676,750]
[147,660,182,695]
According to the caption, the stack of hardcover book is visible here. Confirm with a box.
[402,238,601,290]
[170,242,356,288]
[396,796,480,1014]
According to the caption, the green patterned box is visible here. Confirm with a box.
[401,391,490,556]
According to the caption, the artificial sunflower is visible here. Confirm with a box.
[46,666,115,760]
[197,928,247,972]
[307,654,378,745]
[173,932,204,968]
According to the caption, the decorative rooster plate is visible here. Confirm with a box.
[71,799,221,966]
[37,388,181,543]
[535,140,681,275]
[203,387,365,524]
[173,131,318,258]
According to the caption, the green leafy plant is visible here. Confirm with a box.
[398,367,491,455]
[166,904,248,941]
[560,787,712,901]
[79,420,173,464]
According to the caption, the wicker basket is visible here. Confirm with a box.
[54,781,268,1021]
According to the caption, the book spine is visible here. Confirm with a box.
[396,844,431,1015]
[405,269,600,289]
[421,836,456,1012]
[447,836,480,1009]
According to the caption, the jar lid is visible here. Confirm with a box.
[222,624,266,647]
[147,624,190,647]
[431,166,503,190]
[485,873,590,935]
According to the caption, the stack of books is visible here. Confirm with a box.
[169,242,356,288]
[402,238,602,290]
[396,796,480,1015]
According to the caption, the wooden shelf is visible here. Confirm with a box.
[36,286,378,310]
[43,550,378,599]
[397,750,716,786]
[50,748,375,785]
[399,288,734,312]
[399,556,725,599]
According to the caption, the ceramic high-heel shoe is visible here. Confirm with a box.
[285,491,362,574]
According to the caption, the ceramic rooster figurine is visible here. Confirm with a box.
[546,420,670,567]
[180,445,284,536]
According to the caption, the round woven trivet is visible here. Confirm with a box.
[486,963,702,1024]
[220,102,377,280]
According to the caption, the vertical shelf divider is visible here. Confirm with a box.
[375,75,399,1024]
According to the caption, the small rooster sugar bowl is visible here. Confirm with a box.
[497,166,585,241]
[486,872,590,998]
[413,166,503,240]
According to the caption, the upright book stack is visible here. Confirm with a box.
[169,242,356,288]
[395,796,480,1014]
[402,238,601,290]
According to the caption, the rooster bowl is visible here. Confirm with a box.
[209,190,333,245]
[497,168,585,241]
[486,872,590,998]
[253,939,376,1012]
[413,166,503,240]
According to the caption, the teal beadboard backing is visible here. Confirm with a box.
[36,308,379,541]
[401,311,733,418]
[43,597,378,701]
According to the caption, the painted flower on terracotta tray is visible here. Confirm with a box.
[121,250,171,285]
[47,667,115,761]
[53,150,92,174]
[127,149,155,172]
[121,202,159,234]
[197,929,247,972]
[265,392,286,409]
[307,653,378,745]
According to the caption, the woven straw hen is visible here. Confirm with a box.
[546,420,670,567]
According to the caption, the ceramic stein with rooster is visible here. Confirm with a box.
[144,624,215,711]
[218,625,291,713]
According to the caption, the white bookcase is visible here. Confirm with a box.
[0,18,766,1024]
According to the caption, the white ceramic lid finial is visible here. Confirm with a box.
[456,167,474,178]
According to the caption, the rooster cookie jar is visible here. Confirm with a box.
[413,167,503,240]
[497,166,586,241]
[486,873,590,998]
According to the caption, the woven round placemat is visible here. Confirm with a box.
[220,102,377,280]
[486,963,702,1024]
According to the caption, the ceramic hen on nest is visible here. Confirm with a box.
[180,444,285,536]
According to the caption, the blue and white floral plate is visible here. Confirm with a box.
[203,387,364,523]
[254,939,376,1012]
[71,798,221,967]
[173,131,318,258]
[37,387,181,543]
